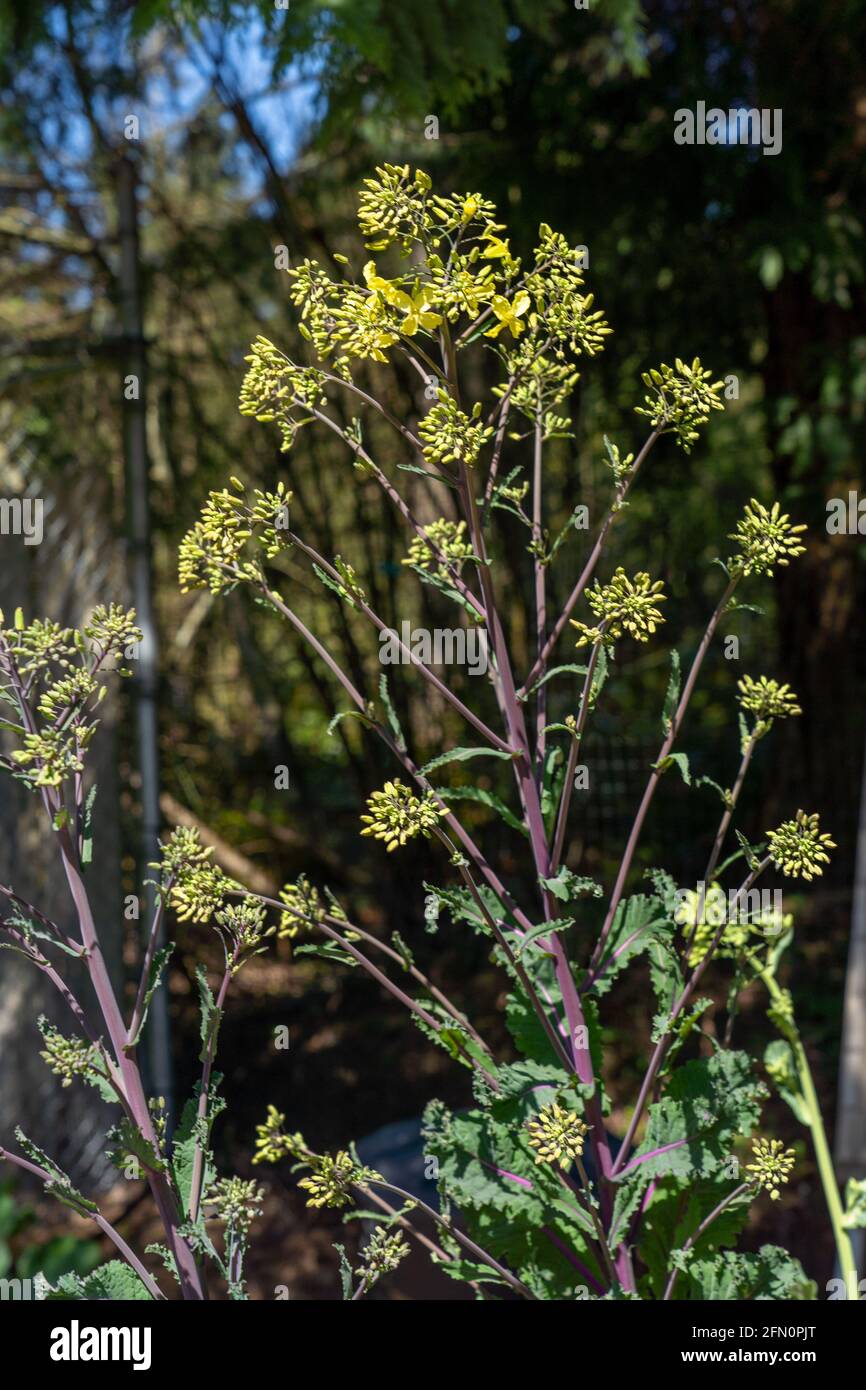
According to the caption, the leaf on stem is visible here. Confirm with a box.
[421,745,512,775]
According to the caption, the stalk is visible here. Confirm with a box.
[795,1040,858,1295]
[613,857,770,1176]
[589,575,740,978]
[518,429,660,698]
[368,1178,537,1299]
[188,961,234,1223]
[441,321,627,1283]
[662,1183,751,1300]
[744,948,859,1297]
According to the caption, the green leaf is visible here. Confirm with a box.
[81,784,98,868]
[334,1243,354,1299]
[45,1259,154,1301]
[422,1099,604,1297]
[540,744,564,825]
[13,1130,97,1217]
[625,1051,766,1187]
[437,1026,497,1078]
[313,562,360,609]
[662,650,681,734]
[655,998,713,1069]
[589,642,609,707]
[171,1079,226,1213]
[82,1062,121,1107]
[127,944,173,1048]
[590,894,671,998]
[421,745,512,775]
[414,565,483,618]
[493,1058,571,1103]
[540,866,602,905]
[196,964,220,1063]
[397,462,459,488]
[514,917,575,960]
[644,867,680,916]
[842,1177,866,1231]
[522,664,588,699]
[389,929,414,971]
[504,964,605,1084]
[106,1117,166,1177]
[697,774,730,806]
[327,708,374,738]
[422,880,508,936]
[679,1244,816,1300]
[505,984,564,1070]
[654,751,691,785]
[610,1051,766,1248]
[648,935,685,1016]
[763,1040,810,1125]
[294,940,359,967]
[433,784,527,837]
[639,1178,753,1298]
[378,673,407,753]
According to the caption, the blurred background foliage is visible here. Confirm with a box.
[0,0,864,1294]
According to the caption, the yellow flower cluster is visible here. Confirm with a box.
[403,519,475,577]
[526,1102,589,1168]
[418,394,494,470]
[572,567,666,649]
[360,780,448,852]
[767,810,836,881]
[746,1137,796,1200]
[635,357,725,451]
[729,500,807,578]
[178,478,292,595]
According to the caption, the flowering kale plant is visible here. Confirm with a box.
[1,166,861,1300]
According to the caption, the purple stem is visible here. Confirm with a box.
[518,429,660,698]
[614,1136,693,1179]
[0,1144,164,1300]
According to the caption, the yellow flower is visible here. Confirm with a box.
[480,230,520,276]
[363,260,412,310]
[403,286,442,336]
[362,263,442,337]
[484,291,531,340]
[481,236,511,260]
